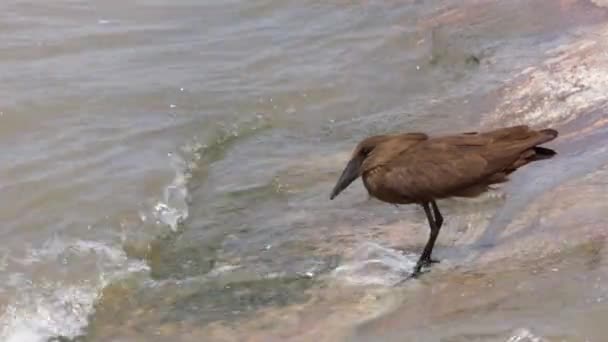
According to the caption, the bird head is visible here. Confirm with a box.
[329,135,388,200]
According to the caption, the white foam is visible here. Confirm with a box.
[506,328,546,342]
[0,239,149,342]
[331,242,416,286]
[1,284,98,341]
[4,328,41,342]
[17,237,127,266]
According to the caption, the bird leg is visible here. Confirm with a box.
[427,200,443,264]
[412,201,443,276]
[431,200,443,228]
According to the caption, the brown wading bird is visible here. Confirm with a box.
[330,125,558,276]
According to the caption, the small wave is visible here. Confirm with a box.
[331,242,416,286]
[149,113,272,232]
[190,113,272,166]
[0,239,148,342]
[3,114,276,340]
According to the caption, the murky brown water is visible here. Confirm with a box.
[1,0,608,341]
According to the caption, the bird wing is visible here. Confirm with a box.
[379,141,510,200]
[361,133,429,173]
[364,125,556,201]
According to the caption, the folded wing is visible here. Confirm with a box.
[377,125,557,201]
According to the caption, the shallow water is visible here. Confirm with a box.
[1,0,608,341]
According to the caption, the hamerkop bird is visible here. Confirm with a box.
[330,125,558,276]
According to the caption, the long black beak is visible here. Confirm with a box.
[330,156,362,200]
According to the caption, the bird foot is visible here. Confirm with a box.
[410,269,423,278]
[411,264,425,278]
[410,258,440,277]
[428,258,440,264]
[396,257,441,284]
[396,268,425,284]
[419,257,440,267]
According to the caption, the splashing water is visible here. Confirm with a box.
[152,152,191,231]
[331,242,417,286]
[0,239,149,342]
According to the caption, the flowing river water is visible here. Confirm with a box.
[1,0,608,341]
